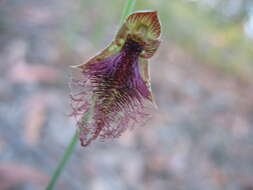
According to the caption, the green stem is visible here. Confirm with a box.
[119,0,136,25]
[45,1,136,189]
[46,133,78,190]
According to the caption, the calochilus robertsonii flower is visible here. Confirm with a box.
[70,10,161,147]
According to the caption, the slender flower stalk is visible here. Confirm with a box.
[120,0,136,25]
[45,133,78,190]
[45,1,137,189]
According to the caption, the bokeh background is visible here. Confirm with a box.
[1,0,253,189]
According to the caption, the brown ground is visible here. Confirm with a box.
[0,1,253,190]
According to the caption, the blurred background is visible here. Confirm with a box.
[0,0,253,189]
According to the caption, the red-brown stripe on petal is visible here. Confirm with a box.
[126,11,161,39]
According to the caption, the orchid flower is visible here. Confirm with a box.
[70,10,161,146]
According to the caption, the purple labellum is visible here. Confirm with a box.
[70,11,161,146]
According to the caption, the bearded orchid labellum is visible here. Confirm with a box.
[70,10,161,147]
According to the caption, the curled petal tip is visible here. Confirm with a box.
[70,65,78,69]
[70,64,84,70]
